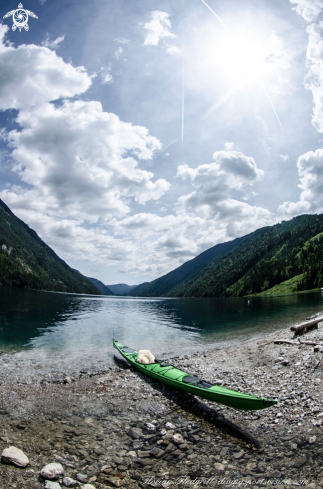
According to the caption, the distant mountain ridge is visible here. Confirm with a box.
[131,237,244,297]
[106,283,137,295]
[87,277,113,295]
[0,198,100,295]
[133,214,323,298]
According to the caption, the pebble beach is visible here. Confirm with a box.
[0,314,322,489]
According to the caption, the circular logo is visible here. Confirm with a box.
[13,8,29,31]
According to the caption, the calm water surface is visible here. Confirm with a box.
[0,286,323,363]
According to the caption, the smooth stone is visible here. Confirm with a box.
[45,482,62,489]
[172,433,185,444]
[214,463,225,471]
[63,477,79,487]
[1,446,29,468]
[165,422,175,429]
[79,486,96,489]
[128,427,142,439]
[40,462,64,480]
[76,474,88,483]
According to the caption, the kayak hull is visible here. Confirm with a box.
[113,340,277,411]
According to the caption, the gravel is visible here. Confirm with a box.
[0,316,322,487]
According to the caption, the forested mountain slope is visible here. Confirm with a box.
[132,237,244,297]
[169,214,323,297]
[87,277,113,295]
[0,199,100,294]
[106,283,137,295]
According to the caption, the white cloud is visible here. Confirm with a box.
[42,34,65,49]
[2,99,167,220]
[115,47,123,59]
[290,1,323,133]
[290,0,323,22]
[278,148,323,216]
[100,66,113,84]
[114,38,130,44]
[143,11,175,47]
[166,45,181,56]
[280,154,289,161]
[176,150,270,237]
[0,25,91,111]
[224,142,235,151]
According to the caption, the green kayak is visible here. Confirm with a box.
[113,340,277,411]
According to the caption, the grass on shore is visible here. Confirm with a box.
[250,274,320,297]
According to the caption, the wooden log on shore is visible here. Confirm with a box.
[297,339,319,346]
[273,340,299,345]
[290,317,323,335]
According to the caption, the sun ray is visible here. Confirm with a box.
[198,0,284,133]
[261,83,284,133]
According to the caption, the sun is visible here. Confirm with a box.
[214,29,287,85]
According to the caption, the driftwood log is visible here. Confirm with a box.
[273,340,299,345]
[290,317,323,335]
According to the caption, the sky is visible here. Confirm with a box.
[0,0,322,286]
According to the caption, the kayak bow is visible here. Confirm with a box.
[113,340,277,411]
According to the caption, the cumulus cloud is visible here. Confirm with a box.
[290,0,323,22]
[278,148,323,216]
[176,150,270,237]
[143,11,175,46]
[0,25,91,111]
[290,0,323,132]
[2,99,167,220]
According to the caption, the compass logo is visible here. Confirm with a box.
[3,3,38,32]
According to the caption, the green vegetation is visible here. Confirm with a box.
[87,277,113,295]
[253,274,303,296]
[0,199,100,295]
[134,214,323,298]
[131,236,244,297]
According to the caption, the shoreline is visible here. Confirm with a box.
[0,318,322,487]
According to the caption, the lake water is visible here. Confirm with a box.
[1,286,323,366]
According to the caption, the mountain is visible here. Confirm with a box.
[131,237,244,297]
[87,277,113,295]
[133,214,323,298]
[127,282,149,296]
[106,283,137,295]
[0,198,100,295]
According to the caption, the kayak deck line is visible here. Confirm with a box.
[113,340,277,411]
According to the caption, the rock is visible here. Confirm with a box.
[128,427,142,439]
[246,462,257,471]
[233,451,244,459]
[63,477,79,487]
[64,377,72,384]
[293,456,307,468]
[108,477,125,487]
[165,422,175,429]
[1,446,29,467]
[79,486,96,489]
[172,433,185,444]
[40,462,64,480]
[137,458,156,466]
[214,463,225,471]
[76,474,88,483]
[45,482,62,489]
[309,436,317,444]
[145,423,156,432]
[138,450,150,458]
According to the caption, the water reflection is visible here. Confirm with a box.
[0,286,322,359]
